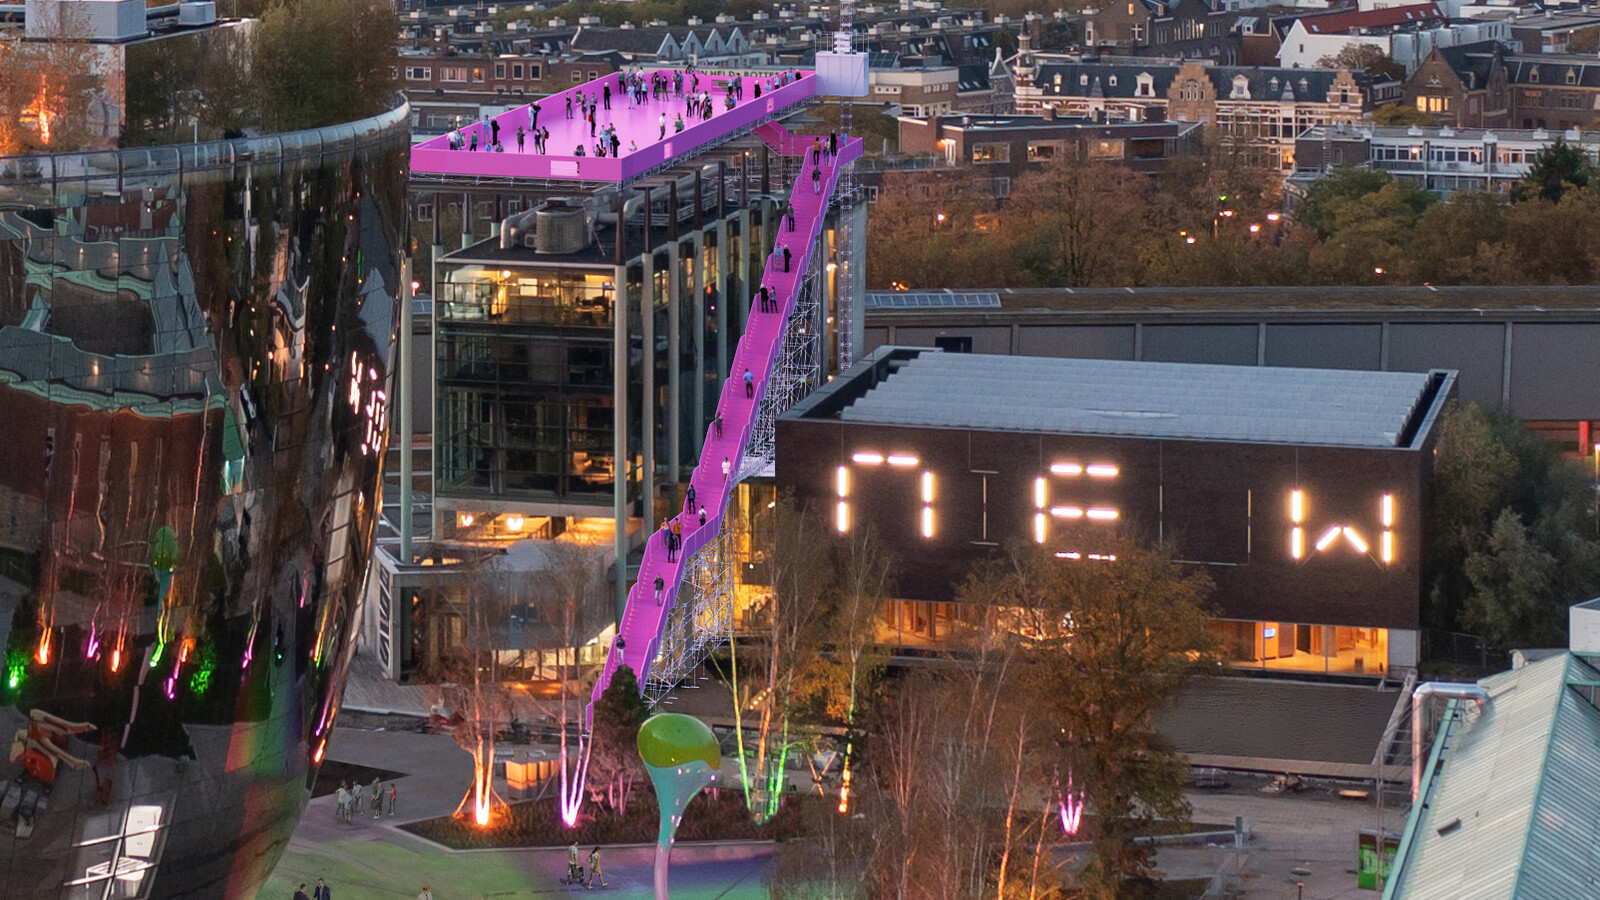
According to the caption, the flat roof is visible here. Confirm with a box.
[862,284,1600,313]
[408,69,817,185]
[798,348,1448,449]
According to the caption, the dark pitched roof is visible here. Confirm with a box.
[1036,61,1347,101]
[958,63,992,92]
[1505,54,1600,87]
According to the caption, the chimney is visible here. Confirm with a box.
[1043,105,1056,121]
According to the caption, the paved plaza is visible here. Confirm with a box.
[261,727,770,900]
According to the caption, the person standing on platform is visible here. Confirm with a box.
[787,207,796,231]
[603,84,611,109]
[388,782,398,817]
[744,369,754,398]
[371,777,383,817]
[334,784,347,822]
[654,574,664,605]
[782,247,791,271]
[658,113,667,140]
[490,117,500,146]
[686,484,697,515]
[666,522,677,563]
[351,780,363,817]
[516,126,525,152]
[671,519,682,556]
[698,508,706,527]
[813,166,822,194]
[566,95,573,118]
[722,457,731,482]
[529,101,539,130]
[713,414,723,439]
[829,132,837,159]
[468,132,477,152]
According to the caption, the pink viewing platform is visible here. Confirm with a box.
[409,70,820,184]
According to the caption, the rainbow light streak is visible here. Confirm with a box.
[85,624,100,660]
[149,641,165,669]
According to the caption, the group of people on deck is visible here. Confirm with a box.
[443,68,811,159]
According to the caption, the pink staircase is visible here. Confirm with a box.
[587,124,864,722]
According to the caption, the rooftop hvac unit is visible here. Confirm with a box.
[178,1,216,26]
[534,202,590,254]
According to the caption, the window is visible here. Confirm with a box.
[416,203,434,220]
[1028,140,1064,160]
[990,176,1011,198]
[528,64,541,79]
[495,63,506,79]
[1131,24,1144,41]
[934,336,973,353]
[472,67,484,82]
[1108,75,1118,88]
[406,66,432,80]
[441,67,468,82]
[1524,90,1543,107]
[1080,73,1089,86]
[1530,67,1540,83]
[971,142,1010,163]
[1088,138,1125,159]
[571,71,583,83]
[1568,68,1579,85]
[1414,95,1450,113]
[1137,73,1155,97]
[1561,93,1584,109]
[512,63,523,79]
[588,70,598,79]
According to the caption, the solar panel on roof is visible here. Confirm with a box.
[864,292,1001,309]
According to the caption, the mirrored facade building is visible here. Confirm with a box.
[0,99,409,896]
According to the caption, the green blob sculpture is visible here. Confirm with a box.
[638,713,721,900]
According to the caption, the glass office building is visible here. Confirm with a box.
[0,100,409,896]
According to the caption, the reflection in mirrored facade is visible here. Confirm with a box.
[0,100,409,898]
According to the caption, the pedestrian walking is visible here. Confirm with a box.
[829,131,838,159]
[722,456,730,482]
[516,126,525,152]
[782,247,791,272]
[334,784,347,821]
[417,887,433,900]
[744,369,754,398]
[529,101,539,130]
[698,507,706,527]
[295,885,309,900]
[666,523,677,563]
[713,414,723,439]
[813,167,822,194]
[758,286,769,313]
[587,847,607,889]
[389,782,398,817]
[686,484,697,514]
[468,132,477,152]
[671,518,681,554]
[603,85,611,109]
[654,574,664,605]
[786,207,796,231]
[567,842,582,884]
[659,113,666,139]
[566,95,573,118]
[313,877,331,900]
[352,780,363,817]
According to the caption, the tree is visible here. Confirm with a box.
[1513,140,1593,204]
[1002,535,1217,895]
[1425,402,1600,647]
[1317,44,1405,83]
[735,495,836,821]
[0,12,106,154]
[587,663,648,814]
[252,0,397,133]
[1462,510,1561,648]
[523,540,605,826]
[1010,151,1151,287]
[1369,101,1442,127]
[820,524,893,815]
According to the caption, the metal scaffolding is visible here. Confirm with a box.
[643,523,736,708]
[836,0,859,372]
[740,250,822,482]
